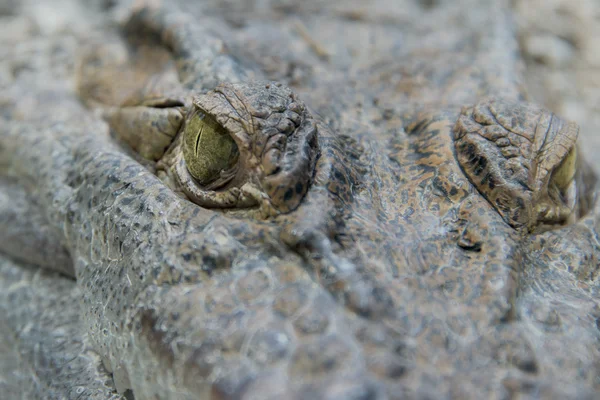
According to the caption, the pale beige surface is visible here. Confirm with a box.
[515,0,600,169]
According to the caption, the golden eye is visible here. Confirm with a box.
[182,109,239,188]
[550,146,577,193]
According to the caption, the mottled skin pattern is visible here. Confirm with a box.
[0,255,122,400]
[2,0,600,399]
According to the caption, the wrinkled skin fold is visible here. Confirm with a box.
[1,1,600,399]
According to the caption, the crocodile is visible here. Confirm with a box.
[1,0,600,399]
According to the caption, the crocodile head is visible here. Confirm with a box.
[2,1,600,399]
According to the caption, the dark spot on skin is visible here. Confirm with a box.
[463,143,476,161]
[472,155,487,176]
[433,177,449,198]
[202,255,219,273]
[449,187,458,196]
[387,363,407,379]
[284,188,294,201]
[458,237,482,252]
[517,359,539,374]
[296,182,304,194]
[155,192,167,204]
[333,168,346,183]
[407,119,430,135]
[487,175,496,190]
[481,173,495,190]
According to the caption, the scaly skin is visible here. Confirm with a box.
[1,0,600,399]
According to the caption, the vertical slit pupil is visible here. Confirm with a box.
[182,109,239,187]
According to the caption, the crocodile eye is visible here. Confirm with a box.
[550,146,577,194]
[182,109,239,189]
[169,82,318,215]
[453,99,584,231]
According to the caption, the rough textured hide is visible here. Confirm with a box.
[1,1,600,399]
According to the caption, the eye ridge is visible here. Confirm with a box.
[453,99,584,231]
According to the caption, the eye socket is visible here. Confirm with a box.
[182,109,239,189]
[170,81,318,215]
